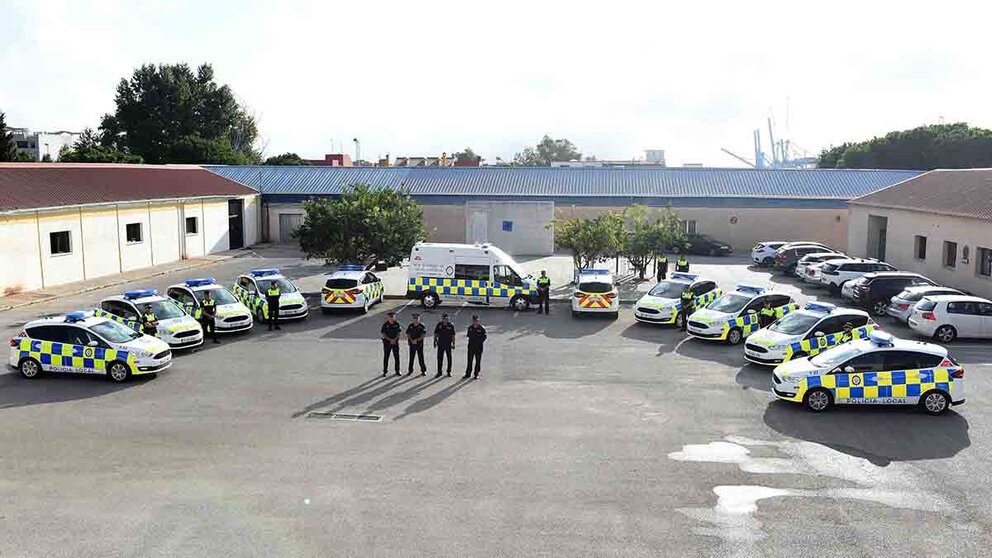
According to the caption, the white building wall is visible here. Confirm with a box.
[181,202,205,259]
[243,195,260,246]
[117,205,153,272]
[36,210,85,287]
[80,207,121,280]
[202,200,230,254]
[0,214,44,294]
[148,204,180,265]
[267,204,307,244]
[465,201,555,256]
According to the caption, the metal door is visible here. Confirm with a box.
[468,210,488,244]
[279,214,303,243]
[228,199,245,249]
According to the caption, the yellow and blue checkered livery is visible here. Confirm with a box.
[232,283,267,317]
[796,367,956,402]
[92,308,141,332]
[675,289,722,312]
[408,277,534,299]
[14,338,136,371]
[783,324,876,362]
[723,302,799,337]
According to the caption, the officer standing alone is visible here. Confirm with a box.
[536,270,551,314]
[406,313,428,376]
[380,312,401,376]
[266,280,281,331]
[679,286,695,332]
[675,253,690,273]
[759,300,776,328]
[656,253,669,282]
[141,304,159,337]
[200,291,219,344]
[433,313,456,378]
[464,314,487,380]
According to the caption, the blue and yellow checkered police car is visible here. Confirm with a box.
[233,269,309,322]
[686,285,798,345]
[633,272,721,328]
[166,278,253,333]
[744,302,872,366]
[773,330,965,415]
[8,311,172,382]
[321,265,384,313]
[99,289,204,349]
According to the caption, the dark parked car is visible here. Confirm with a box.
[773,244,839,272]
[852,271,938,316]
[678,235,733,256]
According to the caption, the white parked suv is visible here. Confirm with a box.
[751,241,788,266]
[818,258,895,294]
[908,295,992,343]
[796,252,846,282]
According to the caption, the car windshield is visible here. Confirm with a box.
[769,312,821,335]
[810,344,862,367]
[90,320,142,343]
[325,278,358,289]
[145,300,185,319]
[579,281,613,294]
[707,293,751,313]
[263,278,298,293]
[194,287,238,305]
[648,281,686,298]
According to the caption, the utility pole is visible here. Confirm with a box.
[352,137,361,164]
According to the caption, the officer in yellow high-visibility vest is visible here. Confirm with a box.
[759,300,776,328]
[536,270,551,314]
[675,253,690,273]
[141,304,159,337]
[266,281,281,331]
[656,254,668,281]
[679,287,695,331]
[200,291,219,344]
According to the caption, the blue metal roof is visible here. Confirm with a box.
[205,166,921,200]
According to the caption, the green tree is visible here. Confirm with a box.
[98,63,260,164]
[263,152,311,165]
[452,147,481,164]
[514,135,583,166]
[59,128,143,163]
[817,123,992,169]
[621,205,685,280]
[551,212,625,271]
[0,111,18,161]
[294,184,425,266]
[40,153,53,162]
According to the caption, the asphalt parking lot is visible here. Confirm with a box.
[2,250,992,557]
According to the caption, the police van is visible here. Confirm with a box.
[232,268,309,322]
[744,302,872,366]
[773,331,965,415]
[99,289,204,349]
[9,311,172,382]
[571,269,620,318]
[407,242,536,311]
[321,265,384,313]
[633,272,721,328]
[166,278,253,333]
[686,285,798,345]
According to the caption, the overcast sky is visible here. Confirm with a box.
[1,0,988,166]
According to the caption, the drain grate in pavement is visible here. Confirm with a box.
[306,412,383,422]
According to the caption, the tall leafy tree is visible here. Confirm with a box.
[0,111,18,161]
[99,63,260,164]
[621,205,685,280]
[514,135,583,166]
[264,152,311,165]
[452,147,481,164]
[817,123,992,169]
[59,128,143,163]
[551,212,625,271]
[294,184,425,265]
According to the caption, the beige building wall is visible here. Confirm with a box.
[36,209,85,288]
[0,213,44,295]
[117,204,153,272]
[423,204,465,243]
[202,200,230,254]
[848,205,992,299]
[80,207,121,280]
[243,195,260,246]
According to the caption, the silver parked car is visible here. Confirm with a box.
[887,286,963,324]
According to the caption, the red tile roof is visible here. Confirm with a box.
[849,169,992,222]
[0,163,258,212]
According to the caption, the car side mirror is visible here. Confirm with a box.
[843,366,855,374]
[87,340,99,347]
[814,331,825,337]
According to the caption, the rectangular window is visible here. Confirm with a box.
[943,241,957,268]
[914,235,927,260]
[49,231,71,255]
[682,220,697,235]
[502,220,513,232]
[454,264,490,281]
[978,247,992,278]
[125,222,142,243]
[185,216,199,235]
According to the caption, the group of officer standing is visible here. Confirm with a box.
[380,311,488,380]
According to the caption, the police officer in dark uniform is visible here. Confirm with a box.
[464,314,487,380]
[758,300,776,328]
[265,280,281,331]
[679,286,695,331]
[433,313,456,378]
[141,304,159,337]
[656,253,669,281]
[406,312,428,376]
[380,311,401,376]
[200,291,219,344]
[675,253,690,273]
[536,270,551,314]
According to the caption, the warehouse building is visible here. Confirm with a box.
[0,164,259,296]
[209,165,920,256]
[848,169,992,299]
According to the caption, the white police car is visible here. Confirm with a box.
[166,278,253,333]
[772,331,965,415]
[686,285,797,345]
[233,268,309,323]
[571,269,619,318]
[633,273,721,328]
[9,311,172,382]
[744,302,872,366]
[321,265,385,313]
[99,289,204,349]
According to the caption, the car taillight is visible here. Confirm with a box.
[346,288,361,295]
[951,368,964,379]
[896,303,909,310]
[921,311,937,321]
[8,337,18,347]
[574,292,583,298]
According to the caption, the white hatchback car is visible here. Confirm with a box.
[571,269,619,318]
[908,295,992,343]
[686,285,797,345]
[795,252,846,282]
[100,289,204,349]
[166,278,253,333]
[744,302,872,366]
[819,258,896,294]
[772,331,964,415]
[633,272,720,328]
[751,241,788,267]
[321,265,385,313]
[886,286,963,324]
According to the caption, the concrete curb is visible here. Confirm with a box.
[0,252,246,312]
[383,294,642,305]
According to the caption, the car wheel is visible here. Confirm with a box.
[933,325,956,344]
[871,300,888,316]
[831,281,844,295]
[361,297,370,314]
[610,311,619,320]
[708,248,716,256]
[511,295,530,312]
[761,257,774,267]
[421,292,439,309]
[107,361,131,383]
[726,328,743,345]
[572,310,579,318]
[804,388,833,412]
[321,307,331,315]
[674,313,685,329]
[18,358,42,379]
[919,390,950,415]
